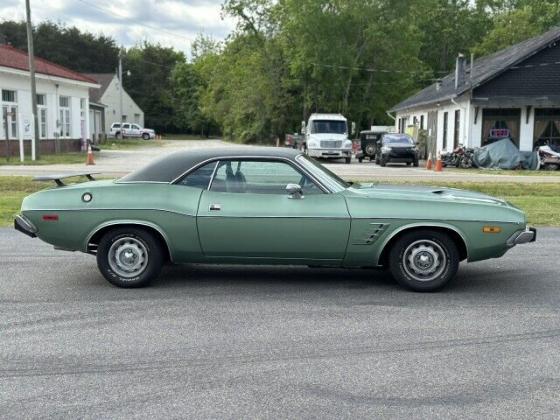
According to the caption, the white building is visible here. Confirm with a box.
[390,28,560,155]
[0,44,99,155]
[85,73,144,134]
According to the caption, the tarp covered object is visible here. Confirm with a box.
[472,138,539,170]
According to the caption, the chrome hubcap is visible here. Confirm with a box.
[108,237,149,279]
[403,240,447,282]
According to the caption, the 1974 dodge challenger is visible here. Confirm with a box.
[15,147,536,292]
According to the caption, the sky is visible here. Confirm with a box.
[1,0,236,53]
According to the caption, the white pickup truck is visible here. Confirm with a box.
[304,113,352,164]
[110,122,155,140]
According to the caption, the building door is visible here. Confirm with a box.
[481,108,521,147]
[426,110,438,159]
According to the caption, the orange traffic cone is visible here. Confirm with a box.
[86,144,95,165]
[426,152,433,170]
[434,151,443,172]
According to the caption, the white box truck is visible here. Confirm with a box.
[304,113,353,164]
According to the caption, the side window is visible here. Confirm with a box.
[123,123,130,129]
[209,160,321,194]
[177,162,217,189]
[132,124,140,129]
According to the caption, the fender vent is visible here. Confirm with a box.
[352,223,389,245]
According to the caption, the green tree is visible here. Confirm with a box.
[0,20,119,73]
[123,43,186,133]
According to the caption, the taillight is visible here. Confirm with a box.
[42,214,59,221]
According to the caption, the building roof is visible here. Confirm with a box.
[0,44,98,84]
[119,147,302,183]
[391,27,560,112]
[84,73,115,103]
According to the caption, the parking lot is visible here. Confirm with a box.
[1,140,560,183]
[2,227,560,418]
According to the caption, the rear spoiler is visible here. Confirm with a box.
[33,172,100,187]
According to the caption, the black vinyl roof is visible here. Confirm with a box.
[118,147,302,183]
[390,27,560,112]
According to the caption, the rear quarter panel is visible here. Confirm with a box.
[21,182,203,261]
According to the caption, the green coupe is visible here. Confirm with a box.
[15,147,536,291]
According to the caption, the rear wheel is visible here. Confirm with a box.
[380,157,387,167]
[413,159,419,167]
[345,157,351,164]
[97,227,164,288]
[142,133,150,140]
[388,230,459,292]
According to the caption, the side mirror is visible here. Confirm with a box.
[286,183,303,199]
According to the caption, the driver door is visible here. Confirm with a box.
[196,159,350,261]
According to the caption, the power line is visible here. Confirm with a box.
[74,0,194,46]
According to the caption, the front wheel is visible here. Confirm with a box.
[142,133,150,140]
[97,227,164,288]
[345,157,351,164]
[380,157,387,167]
[388,230,459,292]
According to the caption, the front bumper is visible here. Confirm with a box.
[308,148,352,158]
[507,227,537,247]
[14,214,37,238]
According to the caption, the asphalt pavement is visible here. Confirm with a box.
[2,139,559,183]
[1,227,560,418]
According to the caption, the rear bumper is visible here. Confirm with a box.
[507,227,536,247]
[14,214,37,238]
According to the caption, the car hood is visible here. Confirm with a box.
[349,183,511,207]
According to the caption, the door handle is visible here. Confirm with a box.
[209,204,221,211]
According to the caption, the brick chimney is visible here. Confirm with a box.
[455,53,466,90]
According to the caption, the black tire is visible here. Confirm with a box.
[115,131,122,139]
[345,157,351,164]
[375,156,380,165]
[142,133,150,140]
[388,229,459,292]
[358,157,363,163]
[406,162,411,166]
[380,157,387,167]
[413,159,419,167]
[97,227,164,288]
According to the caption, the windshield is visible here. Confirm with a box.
[310,120,347,135]
[383,134,414,145]
[296,154,350,192]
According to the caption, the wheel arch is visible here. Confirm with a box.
[377,223,469,267]
[85,220,173,262]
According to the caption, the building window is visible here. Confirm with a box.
[481,108,520,147]
[453,110,460,148]
[2,89,16,103]
[442,112,448,150]
[39,108,47,138]
[134,113,140,124]
[534,108,560,148]
[420,115,424,130]
[59,96,71,137]
[38,95,47,138]
[2,105,18,139]
[59,96,69,107]
[122,114,127,122]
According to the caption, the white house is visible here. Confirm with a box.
[0,44,99,156]
[390,28,560,156]
[85,73,144,134]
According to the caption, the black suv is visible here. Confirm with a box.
[377,133,419,167]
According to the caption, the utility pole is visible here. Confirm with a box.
[118,48,123,131]
[25,0,40,160]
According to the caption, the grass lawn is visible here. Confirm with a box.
[1,177,558,227]
[159,134,215,141]
[101,139,164,149]
[0,152,86,166]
